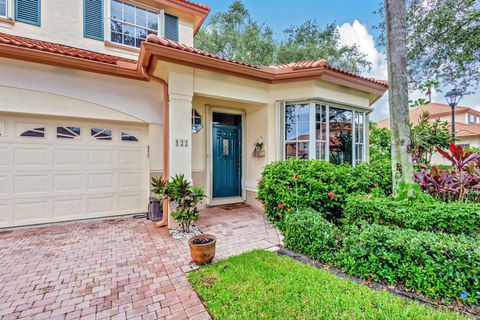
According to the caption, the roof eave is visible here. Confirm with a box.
[0,42,144,80]
[142,42,272,82]
[142,42,389,96]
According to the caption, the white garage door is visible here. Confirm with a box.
[0,115,149,228]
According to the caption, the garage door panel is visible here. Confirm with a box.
[54,149,84,167]
[14,200,51,223]
[88,149,115,169]
[119,150,143,169]
[88,173,115,191]
[0,147,10,167]
[14,148,50,168]
[87,196,115,215]
[14,175,50,194]
[118,194,142,212]
[53,198,85,218]
[119,172,142,189]
[0,176,9,196]
[53,174,84,192]
[0,204,12,224]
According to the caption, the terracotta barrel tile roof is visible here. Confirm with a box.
[267,60,387,86]
[377,102,478,128]
[171,0,210,12]
[145,35,388,87]
[0,32,136,65]
[454,122,480,137]
[145,34,261,68]
[269,59,330,70]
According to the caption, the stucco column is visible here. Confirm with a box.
[166,65,194,228]
[168,93,193,181]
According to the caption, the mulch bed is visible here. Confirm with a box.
[277,247,480,318]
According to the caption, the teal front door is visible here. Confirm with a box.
[213,114,241,198]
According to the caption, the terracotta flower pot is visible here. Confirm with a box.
[188,234,216,265]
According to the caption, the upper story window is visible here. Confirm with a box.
[83,0,180,46]
[110,0,158,48]
[468,114,478,124]
[282,102,366,165]
[0,0,7,17]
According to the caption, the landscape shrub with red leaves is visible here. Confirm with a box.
[414,142,480,202]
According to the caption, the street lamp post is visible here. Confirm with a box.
[445,88,463,140]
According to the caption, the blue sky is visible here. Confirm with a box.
[199,0,383,43]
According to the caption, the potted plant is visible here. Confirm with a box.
[188,234,216,265]
[151,174,215,264]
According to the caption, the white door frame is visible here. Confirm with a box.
[205,105,246,206]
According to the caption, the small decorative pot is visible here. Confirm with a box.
[188,234,216,265]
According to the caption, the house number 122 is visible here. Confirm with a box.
[175,139,189,147]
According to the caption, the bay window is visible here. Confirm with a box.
[285,104,310,159]
[282,102,367,164]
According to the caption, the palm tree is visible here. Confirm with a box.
[385,0,413,192]
[419,80,442,103]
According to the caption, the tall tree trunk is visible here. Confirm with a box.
[384,0,413,192]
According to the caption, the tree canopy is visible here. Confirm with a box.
[376,0,480,91]
[194,1,276,66]
[194,1,371,73]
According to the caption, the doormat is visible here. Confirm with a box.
[219,203,250,210]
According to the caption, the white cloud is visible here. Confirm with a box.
[337,20,480,121]
[337,20,389,121]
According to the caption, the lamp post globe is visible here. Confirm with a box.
[445,88,463,140]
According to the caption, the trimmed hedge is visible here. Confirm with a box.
[257,158,391,223]
[284,209,339,262]
[344,195,480,235]
[283,209,480,304]
[337,224,480,304]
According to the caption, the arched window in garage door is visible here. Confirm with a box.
[57,126,81,139]
[19,125,45,138]
[91,128,112,141]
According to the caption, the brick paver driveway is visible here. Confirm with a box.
[0,206,281,320]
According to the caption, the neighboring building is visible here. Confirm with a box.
[0,0,387,228]
[377,102,480,163]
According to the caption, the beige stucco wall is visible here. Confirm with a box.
[193,69,373,109]
[0,57,165,180]
[0,0,194,60]
[0,58,163,124]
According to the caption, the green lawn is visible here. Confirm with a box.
[188,250,469,320]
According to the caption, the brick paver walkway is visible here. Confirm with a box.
[0,206,281,320]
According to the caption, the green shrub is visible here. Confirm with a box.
[336,224,480,304]
[284,209,340,262]
[257,158,391,223]
[344,194,480,234]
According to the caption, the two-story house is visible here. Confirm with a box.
[0,0,388,228]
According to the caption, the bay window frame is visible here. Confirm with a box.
[280,100,368,165]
